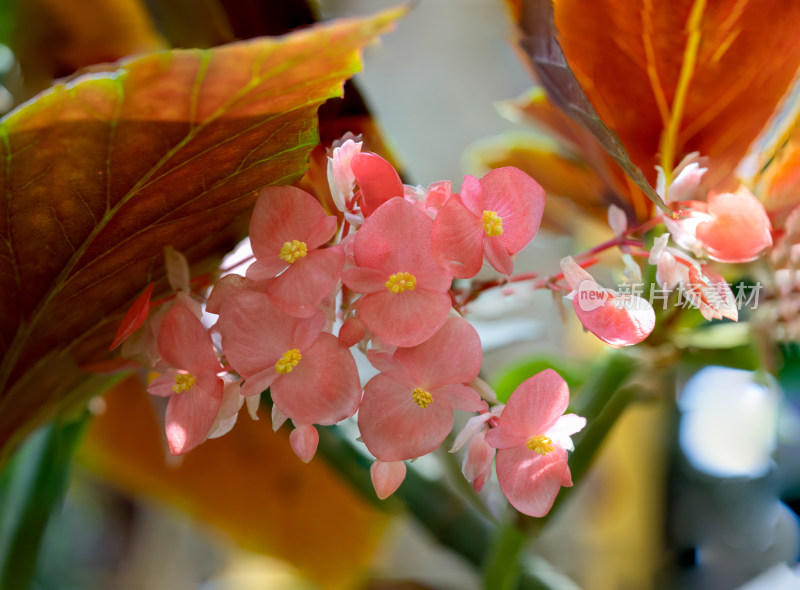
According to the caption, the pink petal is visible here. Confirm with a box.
[359,373,454,461]
[164,376,223,455]
[147,373,177,397]
[572,294,655,347]
[217,290,299,376]
[484,235,513,276]
[370,460,406,500]
[560,256,596,291]
[338,317,366,348]
[110,282,154,350]
[270,333,361,425]
[366,350,416,385]
[246,258,288,281]
[451,412,492,452]
[696,187,772,263]
[485,369,569,449]
[240,367,279,398]
[495,445,572,517]
[463,430,495,487]
[266,246,344,318]
[356,289,451,348]
[435,384,484,412]
[206,274,253,315]
[157,302,221,375]
[458,175,484,216]
[306,215,339,250]
[394,316,482,388]
[341,266,387,294]
[480,167,545,254]
[351,152,404,217]
[289,423,319,463]
[430,195,484,279]
[249,186,333,261]
[352,197,452,292]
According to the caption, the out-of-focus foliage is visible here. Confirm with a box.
[77,377,386,588]
[0,7,403,461]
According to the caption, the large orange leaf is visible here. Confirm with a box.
[77,377,385,588]
[0,8,403,460]
[547,0,800,189]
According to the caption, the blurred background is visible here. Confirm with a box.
[2,0,800,589]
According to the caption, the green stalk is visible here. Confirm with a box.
[0,412,90,590]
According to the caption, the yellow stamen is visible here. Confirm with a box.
[412,387,433,409]
[526,435,555,456]
[275,348,302,374]
[172,373,196,394]
[279,240,308,263]
[385,272,417,294]
[482,210,503,237]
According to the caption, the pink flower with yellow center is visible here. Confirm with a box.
[431,167,546,278]
[358,317,484,462]
[485,369,586,518]
[216,289,361,429]
[146,302,224,455]
[246,186,343,318]
[342,197,453,347]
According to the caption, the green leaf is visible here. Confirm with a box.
[0,412,91,590]
[0,7,404,461]
[492,355,587,404]
[511,0,670,214]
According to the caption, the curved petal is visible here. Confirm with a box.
[696,187,773,263]
[270,333,361,425]
[366,350,416,386]
[486,369,570,448]
[241,367,279,398]
[164,378,223,455]
[572,294,655,347]
[289,423,319,463]
[351,152,404,216]
[435,384,484,412]
[147,372,178,398]
[217,290,298,376]
[341,266,387,294]
[352,198,452,291]
[458,174,484,216]
[359,373,454,461]
[484,235,514,276]
[463,430,495,486]
[267,246,344,318]
[370,460,406,499]
[430,195,484,279]
[206,274,253,315]
[480,167,545,253]
[495,445,572,517]
[246,257,288,281]
[249,186,332,260]
[394,316,482,388]
[157,302,221,375]
[357,288,451,348]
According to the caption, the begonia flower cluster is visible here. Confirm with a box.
[111,137,776,518]
[111,137,588,518]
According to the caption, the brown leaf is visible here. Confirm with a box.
[543,0,800,190]
[512,0,668,214]
[77,376,386,587]
[0,8,404,460]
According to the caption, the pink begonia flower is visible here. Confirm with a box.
[342,197,453,347]
[485,369,586,517]
[351,152,404,217]
[371,460,407,499]
[358,316,484,461]
[561,256,655,347]
[656,153,708,205]
[327,138,362,211]
[695,187,773,263]
[664,186,772,263]
[431,167,545,278]
[217,289,361,427]
[146,302,224,455]
[246,186,343,318]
